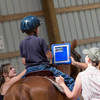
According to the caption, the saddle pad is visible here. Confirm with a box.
[45,77,64,94]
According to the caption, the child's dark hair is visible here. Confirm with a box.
[25,29,37,36]
[0,63,11,89]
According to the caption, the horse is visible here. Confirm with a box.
[4,40,81,100]
[4,76,68,100]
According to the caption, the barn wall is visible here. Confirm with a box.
[54,0,100,61]
[0,0,100,73]
[0,0,48,72]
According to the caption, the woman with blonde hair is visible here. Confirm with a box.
[56,47,100,100]
[0,63,26,100]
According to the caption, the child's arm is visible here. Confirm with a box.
[46,50,53,64]
[21,57,26,65]
[46,50,52,59]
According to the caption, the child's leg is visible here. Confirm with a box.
[22,65,47,78]
[45,66,80,100]
[45,66,75,91]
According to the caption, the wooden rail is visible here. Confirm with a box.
[56,3,100,14]
[0,36,100,59]
[0,11,44,22]
[77,36,100,46]
[0,51,20,59]
[0,3,100,22]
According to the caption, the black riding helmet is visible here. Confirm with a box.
[20,16,40,33]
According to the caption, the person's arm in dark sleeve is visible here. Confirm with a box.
[19,41,26,65]
[41,39,53,63]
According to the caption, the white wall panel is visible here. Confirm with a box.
[1,0,100,72]
[0,0,48,72]
[54,0,100,61]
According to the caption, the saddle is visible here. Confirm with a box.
[25,70,54,78]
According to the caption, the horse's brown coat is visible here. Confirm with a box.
[4,76,69,100]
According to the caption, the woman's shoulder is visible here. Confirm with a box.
[78,69,87,79]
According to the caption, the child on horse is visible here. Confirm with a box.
[20,15,75,92]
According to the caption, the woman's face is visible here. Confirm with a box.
[85,55,90,64]
[8,67,17,78]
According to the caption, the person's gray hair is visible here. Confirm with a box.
[83,47,100,62]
